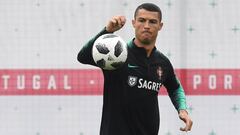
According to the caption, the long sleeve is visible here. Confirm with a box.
[161,55,187,112]
[167,78,187,111]
[77,27,111,65]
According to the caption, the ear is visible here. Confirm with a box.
[158,22,163,31]
[132,19,136,28]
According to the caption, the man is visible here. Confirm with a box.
[78,3,193,135]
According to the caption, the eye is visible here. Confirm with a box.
[149,19,158,24]
[137,18,145,23]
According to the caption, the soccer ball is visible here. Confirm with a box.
[92,33,128,70]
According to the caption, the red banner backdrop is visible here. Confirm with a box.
[0,69,239,95]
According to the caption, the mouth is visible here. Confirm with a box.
[142,31,151,35]
[142,31,151,37]
[142,31,151,34]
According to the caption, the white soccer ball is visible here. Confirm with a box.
[92,33,128,70]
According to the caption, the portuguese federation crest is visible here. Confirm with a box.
[157,66,163,80]
[128,76,138,87]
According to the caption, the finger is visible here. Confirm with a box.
[117,19,122,27]
[115,17,124,27]
[106,16,126,32]
[180,127,187,131]
[119,16,126,26]
[180,120,192,131]
[112,16,125,27]
[110,18,118,26]
[188,120,193,131]
[180,123,188,132]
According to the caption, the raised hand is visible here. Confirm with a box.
[106,16,126,33]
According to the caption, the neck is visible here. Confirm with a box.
[134,39,155,57]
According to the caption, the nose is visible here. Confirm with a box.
[143,21,150,29]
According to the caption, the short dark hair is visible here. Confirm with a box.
[134,3,162,21]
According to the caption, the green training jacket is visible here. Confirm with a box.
[77,28,187,135]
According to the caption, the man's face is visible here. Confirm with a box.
[132,9,163,45]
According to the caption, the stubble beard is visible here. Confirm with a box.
[139,33,157,46]
[141,39,151,45]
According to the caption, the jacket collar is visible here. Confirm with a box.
[128,38,157,58]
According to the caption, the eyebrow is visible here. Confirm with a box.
[137,17,158,22]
